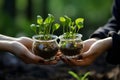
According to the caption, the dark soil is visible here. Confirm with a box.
[33,42,59,60]
[60,42,83,56]
[0,52,120,80]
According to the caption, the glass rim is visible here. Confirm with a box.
[32,34,58,42]
[59,33,82,41]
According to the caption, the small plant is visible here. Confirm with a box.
[59,15,84,39]
[59,16,84,58]
[68,70,90,80]
[31,14,60,61]
[30,14,60,40]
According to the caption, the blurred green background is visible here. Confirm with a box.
[0,0,113,40]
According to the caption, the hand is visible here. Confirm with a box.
[60,38,98,66]
[61,37,112,66]
[14,37,60,64]
[0,35,60,64]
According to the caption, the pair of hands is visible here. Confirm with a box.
[14,37,112,66]
[0,35,112,66]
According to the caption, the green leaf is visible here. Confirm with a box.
[30,24,39,34]
[68,71,80,80]
[53,23,60,30]
[36,25,40,34]
[81,72,90,80]
[60,17,66,22]
[44,14,54,24]
[30,24,36,32]
[75,18,84,29]
[37,15,43,25]
[70,26,75,31]
[64,15,72,26]
[60,17,66,24]
[52,23,60,33]
[75,18,84,25]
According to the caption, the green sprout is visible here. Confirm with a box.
[59,15,84,39]
[30,14,60,40]
[68,70,90,80]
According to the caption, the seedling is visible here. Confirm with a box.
[59,15,84,39]
[68,70,90,80]
[31,14,60,61]
[31,14,60,40]
[59,16,84,58]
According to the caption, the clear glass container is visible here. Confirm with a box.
[32,35,59,61]
[59,33,83,59]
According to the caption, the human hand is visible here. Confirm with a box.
[16,37,60,64]
[60,38,98,66]
[61,37,112,66]
[0,35,60,64]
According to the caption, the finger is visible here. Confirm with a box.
[67,59,79,66]
[39,58,58,65]
[55,56,60,61]
[60,55,76,66]
[17,37,33,49]
[55,51,62,61]
[27,52,45,64]
[68,58,92,66]
[44,60,58,65]
[80,50,94,58]
[77,59,93,66]
[10,41,44,64]
[18,51,45,64]
[60,55,70,64]
[56,50,62,56]
[39,52,61,65]
[77,55,83,59]
[64,57,83,66]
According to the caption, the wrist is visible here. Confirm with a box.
[0,34,17,41]
[0,41,12,51]
[100,37,112,50]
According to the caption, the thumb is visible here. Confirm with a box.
[80,50,93,58]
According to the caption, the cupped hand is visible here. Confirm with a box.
[61,37,112,66]
[17,37,60,65]
[0,34,60,64]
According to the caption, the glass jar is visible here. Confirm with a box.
[32,35,59,61]
[59,33,83,59]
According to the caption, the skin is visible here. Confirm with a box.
[0,34,112,66]
[0,34,60,64]
[60,37,112,66]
